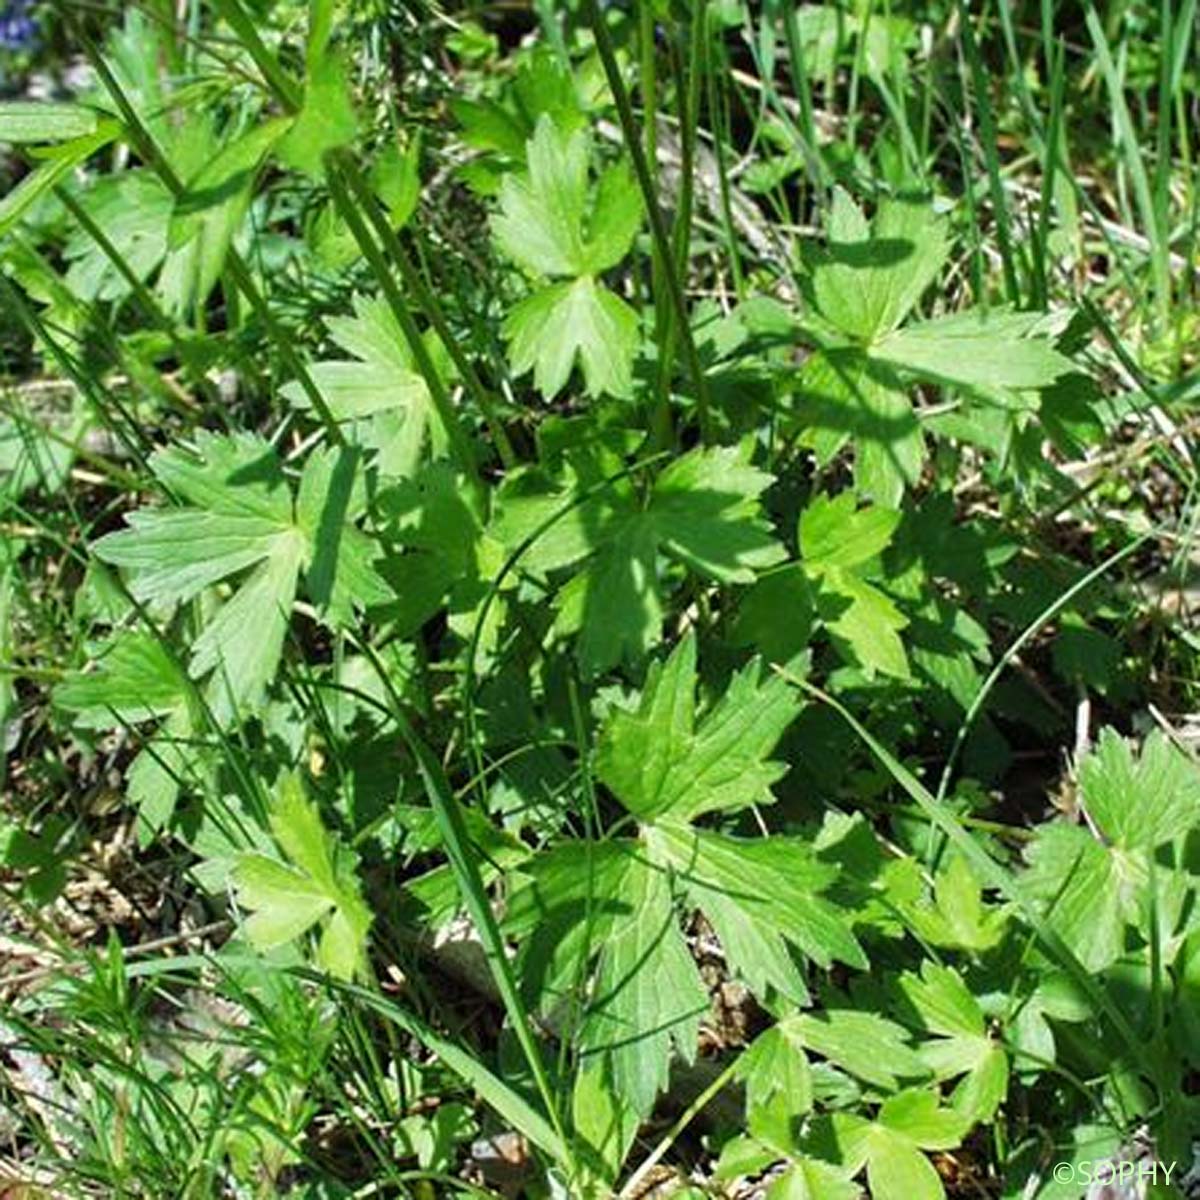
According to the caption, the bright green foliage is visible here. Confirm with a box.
[3,6,1195,1197]
[799,492,908,677]
[230,774,373,979]
[170,118,288,311]
[0,123,119,241]
[798,190,1074,504]
[56,111,273,314]
[894,855,1009,953]
[491,116,641,279]
[0,101,98,143]
[596,631,799,822]
[283,294,439,477]
[507,635,862,1117]
[371,138,421,229]
[1077,726,1200,848]
[492,115,642,397]
[718,1009,942,1196]
[276,51,358,178]
[808,189,949,344]
[830,1090,970,1200]
[1026,729,1200,970]
[738,1020,814,1148]
[789,1011,928,1091]
[91,431,386,720]
[765,1157,863,1200]
[55,633,195,838]
[504,275,640,399]
[64,171,175,301]
[520,443,784,673]
[900,962,1008,1123]
[576,852,709,1116]
[504,840,709,1118]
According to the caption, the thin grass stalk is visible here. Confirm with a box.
[332,153,516,470]
[324,156,484,500]
[581,0,713,438]
[958,1,1021,304]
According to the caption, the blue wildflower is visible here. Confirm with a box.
[0,0,38,52]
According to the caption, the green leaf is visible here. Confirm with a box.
[734,564,816,664]
[56,634,197,843]
[714,1135,781,1183]
[767,1157,862,1200]
[876,1089,969,1147]
[371,138,421,229]
[233,854,335,947]
[807,190,949,343]
[830,1091,968,1200]
[587,160,643,273]
[1078,727,1200,850]
[875,309,1075,394]
[651,446,784,581]
[91,432,377,720]
[276,50,358,179]
[510,840,710,1118]
[509,634,863,1116]
[596,633,800,823]
[92,433,302,718]
[168,118,288,311]
[559,516,663,674]
[0,101,98,144]
[230,774,372,978]
[578,854,708,1117]
[798,349,923,507]
[651,823,866,999]
[504,840,655,1006]
[491,115,640,278]
[284,294,437,477]
[895,855,1009,953]
[738,1020,813,1153]
[799,492,908,678]
[126,718,195,844]
[188,536,305,712]
[492,116,592,276]
[571,1060,639,1191]
[1022,728,1199,972]
[492,115,642,398]
[554,446,784,674]
[790,1011,929,1090]
[55,632,189,728]
[295,444,391,627]
[1024,820,1145,972]
[817,569,909,680]
[900,962,1008,1123]
[503,275,640,399]
[63,170,174,301]
[859,1133,945,1200]
[800,492,900,571]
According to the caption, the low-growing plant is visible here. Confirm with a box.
[1,2,1198,1198]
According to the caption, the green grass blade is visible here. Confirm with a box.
[958,1,1021,304]
[355,643,572,1176]
[302,972,568,1164]
[1085,2,1171,330]
[581,0,713,437]
[0,123,118,241]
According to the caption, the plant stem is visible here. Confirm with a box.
[333,154,516,470]
[582,0,712,438]
[325,156,484,502]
